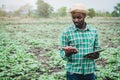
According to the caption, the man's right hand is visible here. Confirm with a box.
[63,46,78,57]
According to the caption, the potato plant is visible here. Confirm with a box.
[0,17,120,80]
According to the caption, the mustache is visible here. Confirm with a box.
[74,22,85,27]
[74,22,79,24]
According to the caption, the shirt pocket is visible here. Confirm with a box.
[67,34,76,46]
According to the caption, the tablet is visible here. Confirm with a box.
[84,48,106,58]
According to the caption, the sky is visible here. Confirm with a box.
[0,0,119,12]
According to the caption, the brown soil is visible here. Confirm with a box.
[28,47,50,61]
[95,58,107,67]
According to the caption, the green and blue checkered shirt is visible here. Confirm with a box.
[60,24,100,74]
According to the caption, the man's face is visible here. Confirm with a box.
[71,12,86,27]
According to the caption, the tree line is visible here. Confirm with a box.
[0,0,120,18]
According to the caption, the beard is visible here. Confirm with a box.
[74,20,85,28]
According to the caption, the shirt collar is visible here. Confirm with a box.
[72,23,90,32]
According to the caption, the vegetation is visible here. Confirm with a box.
[36,0,53,18]
[111,3,120,17]
[57,7,67,17]
[13,4,33,17]
[0,0,120,18]
[0,17,120,80]
[88,8,96,18]
[0,1,120,80]
[0,4,6,17]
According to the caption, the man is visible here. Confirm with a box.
[60,3,100,80]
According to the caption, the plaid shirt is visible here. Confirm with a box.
[60,24,100,74]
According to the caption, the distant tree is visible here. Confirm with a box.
[57,7,67,17]
[13,4,33,17]
[95,11,111,17]
[20,4,33,16]
[112,3,120,17]
[0,4,6,17]
[0,8,6,17]
[13,10,21,16]
[87,8,95,18]
[105,11,111,17]
[36,0,53,18]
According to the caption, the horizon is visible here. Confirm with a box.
[0,0,119,12]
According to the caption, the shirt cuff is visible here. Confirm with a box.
[60,50,71,61]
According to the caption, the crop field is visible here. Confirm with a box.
[0,17,120,80]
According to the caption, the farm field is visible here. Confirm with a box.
[0,17,120,80]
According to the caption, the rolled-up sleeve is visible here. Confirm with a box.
[94,30,101,51]
[60,32,70,61]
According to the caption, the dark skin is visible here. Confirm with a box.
[64,12,86,56]
[71,12,86,29]
[64,12,99,58]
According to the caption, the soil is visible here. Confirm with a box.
[28,47,50,61]
[95,58,107,67]
[28,46,63,74]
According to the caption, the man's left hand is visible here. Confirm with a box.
[84,52,100,59]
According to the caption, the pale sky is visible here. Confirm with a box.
[0,0,119,12]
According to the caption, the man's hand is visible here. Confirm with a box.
[63,46,78,57]
[84,52,100,59]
